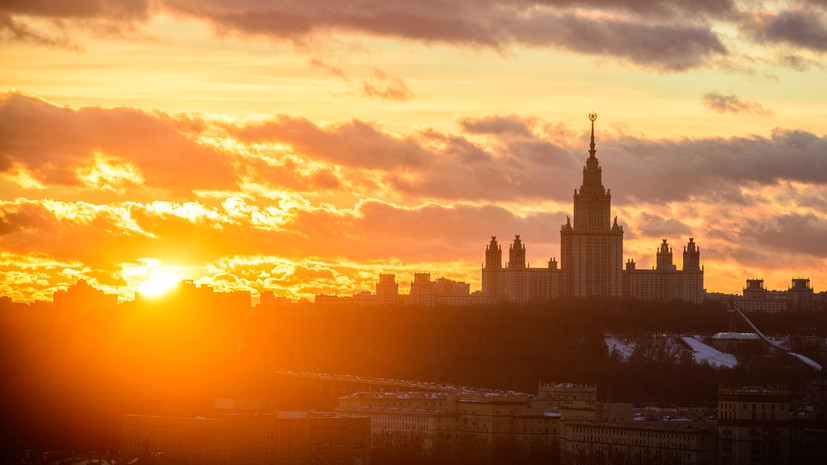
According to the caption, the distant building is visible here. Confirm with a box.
[537,382,597,408]
[788,278,814,311]
[409,272,435,306]
[120,412,370,465]
[53,279,118,309]
[710,332,762,354]
[481,115,703,304]
[375,273,399,305]
[481,235,560,303]
[336,391,560,461]
[736,278,815,313]
[717,385,794,465]
[538,382,631,423]
[623,238,705,304]
[560,114,624,298]
[561,420,715,465]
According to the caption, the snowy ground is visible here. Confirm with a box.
[605,335,636,361]
[680,336,738,369]
[789,352,823,371]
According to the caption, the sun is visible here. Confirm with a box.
[138,271,179,296]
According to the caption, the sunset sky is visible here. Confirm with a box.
[2,0,827,303]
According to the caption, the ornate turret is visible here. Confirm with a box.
[682,237,700,271]
[485,236,502,270]
[508,235,526,269]
[572,113,612,231]
[656,239,675,271]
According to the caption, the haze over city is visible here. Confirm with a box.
[5,4,827,465]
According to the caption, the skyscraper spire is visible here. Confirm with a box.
[588,112,597,158]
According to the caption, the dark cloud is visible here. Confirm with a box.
[776,53,818,71]
[601,128,827,204]
[702,91,773,116]
[6,96,827,209]
[0,93,238,194]
[0,13,80,49]
[0,201,55,235]
[744,212,827,258]
[234,112,827,205]
[0,0,150,46]
[0,0,150,20]
[233,116,432,170]
[509,10,727,71]
[630,212,693,239]
[531,0,735,17]
[739,8,827,52]
[161,1,727,71]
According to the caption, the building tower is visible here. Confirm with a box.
[375,273,399,305]
[508,235,526,269]
[485,236,502,270]
[788,278,813,311]
[482,237,502,296]
[409,272,435,306]
[560,114,624,297]
[656,239,676,271]
[683,237,700,271]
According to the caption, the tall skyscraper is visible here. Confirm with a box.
[481,114,702,303]
[560,113,624,297]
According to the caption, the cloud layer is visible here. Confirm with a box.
[2,93,827,301]
[4,1,825,71]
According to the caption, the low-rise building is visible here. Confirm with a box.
[736,278,816,313]
[561,420,716,465]
[120,412,370,465]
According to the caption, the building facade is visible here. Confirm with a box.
[736,278,815,313]
[623,238,705,304]
[375,273,399,305]
[561,420,716,465]
[717,385,793,465]
[120,412,370,465]
[481,235,560,303]
[560,113,624,298]
[336,391,560,462]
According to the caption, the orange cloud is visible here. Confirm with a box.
[0,93,238,195]
[4,93,827,300]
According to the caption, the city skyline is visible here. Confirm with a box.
[2,1,827,302]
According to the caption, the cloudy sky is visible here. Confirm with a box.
[2,0,826,302]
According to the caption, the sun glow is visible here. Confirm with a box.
[138,271,180,296]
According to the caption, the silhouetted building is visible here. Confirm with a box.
[788,278,814,311]
[375,273,399,305]
[337,391,560,462]
[53,279,118,309]
[482,115,703,303]
[121,412,369,465]
[409,272,435,305]
[736,278,815,313]
[623,238,705,304]
[537,382,598,409]
[561,420,715,465]
[718,385,793,465]
[259,290,277,307]
[561,113,624,297]
[481,235,560,303]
